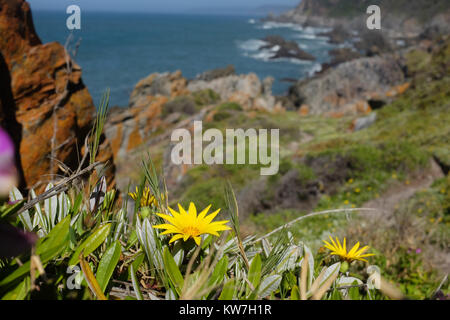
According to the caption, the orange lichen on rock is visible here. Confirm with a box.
[299,104,309,116]
[0,0,115,191]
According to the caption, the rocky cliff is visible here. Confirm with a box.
[0,0,115,191]
[269,0,450,39]
[286,54,410,116]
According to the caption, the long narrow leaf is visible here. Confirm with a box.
[79,254,107,300]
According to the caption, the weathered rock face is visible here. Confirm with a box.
[107,71,188,160]
[187,72,281,111]
[129,71,189,109]
[126,68,281,114]
[106,96,168,159]
[321,48,362,72]
[0,0,115,191]
[288,55,408,116]
[194,65,236,82]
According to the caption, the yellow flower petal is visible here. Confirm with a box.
[154,203,229,246]
[169,234,184,243]
[193,236,201,246]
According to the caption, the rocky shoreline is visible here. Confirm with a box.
[259,35,316,61]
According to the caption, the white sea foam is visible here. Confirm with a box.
[259,21,304,32]
[294,33,328,41]
[269,45,280,52]
[249,50,275,61]
[238,39,268,52]
[299,43,309,50]
[277,57,313,65]
[238,38,317,64]
[248,19,256,24]
[308,63,322,76]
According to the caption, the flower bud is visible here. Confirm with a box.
[0,127,18,197]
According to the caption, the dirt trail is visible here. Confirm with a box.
[362,158,449,274]
[364,159,444,216]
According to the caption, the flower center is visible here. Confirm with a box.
[182,226,200,237]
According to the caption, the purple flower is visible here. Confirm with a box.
[0,127,17,196]
[0,223,37,259]
[415,248,422,254]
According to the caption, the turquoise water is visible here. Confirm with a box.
[33,11,335,107]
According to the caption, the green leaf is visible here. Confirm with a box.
[9,187,32,231]
[96,240,121,293]
[69,223,112,266]
[130,264,144,300]
[71,193,83,215]
[319,262,341,288]
[1,277,29,300]
[259,275,282,298]
[248,254,262,290]
[43,183,57,227]
[163,247,184,296]
[80,254,107,300]
[290,285,300,300]
[208,256,228,288]
[0,216,71,286]
[219,279,236,300]
[128,252,145,279]
[0,200,24,220]
[126,230,138,250]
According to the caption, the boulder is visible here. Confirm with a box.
[321,48,362,71]
[129,70,188,109]
[260,35,315,61]
[194,65,235,82]
[351,112,377,131]
[188,73,281,111]
[0,0,115,191]
[287,55,407,115]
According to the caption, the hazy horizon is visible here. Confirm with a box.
[29,0,299,14]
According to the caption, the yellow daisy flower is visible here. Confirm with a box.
[153,202,231,245]
[129,186,158,208]
[323,236,375,263]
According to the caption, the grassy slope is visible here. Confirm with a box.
[121,37,449,298]
[163,38,449,298]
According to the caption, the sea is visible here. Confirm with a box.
[33,11,337,107]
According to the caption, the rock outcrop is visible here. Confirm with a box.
[288,55,408,116]
[188,72,281,111]
[267,0,450,39]
[259,35,315,61]
[104,68,283,186]
[0,0,115,191]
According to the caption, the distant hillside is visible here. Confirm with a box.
[291,0,450,22]
[268,0,450,37]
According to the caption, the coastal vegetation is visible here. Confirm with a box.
[0,0,448,301]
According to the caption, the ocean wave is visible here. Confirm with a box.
[303,26,332,34]
[294,33,328,41]
[238,39,316,65]
[258,21,304,32]
[248,50,275,62]
[248,19,256,24]
[237,39,267,52]
[308,63,322,76]
[299,43,309,50]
